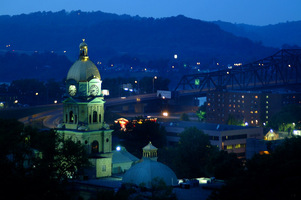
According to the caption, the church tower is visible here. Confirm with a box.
[58,39,112,178]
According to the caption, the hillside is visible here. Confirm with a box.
[213,20,301,48]
[0,10,277,66]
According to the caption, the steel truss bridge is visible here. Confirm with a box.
[175,49,301,95]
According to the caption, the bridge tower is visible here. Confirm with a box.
[58,39,112,178]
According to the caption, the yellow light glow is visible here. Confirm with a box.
[54,100,57,104]
[35,92,39,96]
[163,112,168,117]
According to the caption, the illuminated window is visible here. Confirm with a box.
[226,145,233,150]
[242,95,244,98]
[266,101,269,104]
[208,103,211,106]
[235,144,241,149]
[255,111,258,113]
[250,111,253,114]
[251,120,254,124]
[266,95,269,98]
[266,116,269,119]
[266,106,269,109]
[255,96,258,99]
[266,111,268,114]
[242,100,244,103]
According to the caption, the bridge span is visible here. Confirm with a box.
[174,49,301,96]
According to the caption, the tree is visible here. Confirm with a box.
[0,118,89,199]
[196,104,206,121]
[117,118,167,158]
[160,127,216,178]
[208,137,301,200]
[206,150,243,180]
[268,104,301,132]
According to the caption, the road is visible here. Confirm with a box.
[18,93,160,129]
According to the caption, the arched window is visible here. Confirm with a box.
[93,111,97,123]
[69,111,74,123]
[91,140,99,153]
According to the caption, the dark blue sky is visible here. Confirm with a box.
[1,0,301,25]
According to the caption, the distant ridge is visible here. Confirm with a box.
[213,20,301,48]
[0,10,277,65]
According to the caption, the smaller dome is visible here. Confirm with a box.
[122,158,178,188]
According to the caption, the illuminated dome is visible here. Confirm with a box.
[66,39,100,82]
[122,158,178,188]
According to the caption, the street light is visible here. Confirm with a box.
[153,76,157,93]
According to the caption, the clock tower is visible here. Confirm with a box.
[58,39,112,178]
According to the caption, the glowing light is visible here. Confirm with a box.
[163,112,169,117]
[35,92,39,96]
[245,122,248,126]
[116,146,121,151]
[174,54,178,59]
[63,51,66,53]
[14,100,18,104]
[54,100,57,104]
[197,62,200,65]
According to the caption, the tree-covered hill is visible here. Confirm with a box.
[0,10,276,67]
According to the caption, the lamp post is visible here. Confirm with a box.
[135,80,139,94]
[153,76,157,93]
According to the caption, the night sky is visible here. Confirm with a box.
[1,0,301,25]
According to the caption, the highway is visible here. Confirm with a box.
[18,93,159,129]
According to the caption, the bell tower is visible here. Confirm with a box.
[58,39,112,178]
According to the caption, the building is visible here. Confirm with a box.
[163,121,263,159]
[112,146,139,174]
[206,90,301,126]
[58,40,113,178]
[122,142,178,188]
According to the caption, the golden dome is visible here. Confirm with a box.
[67,39,100,82]
[67,59,100,82]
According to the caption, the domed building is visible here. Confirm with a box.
[58,39,113,178]
[122,142,178,188]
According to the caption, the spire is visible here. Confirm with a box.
[79,39,88,60]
